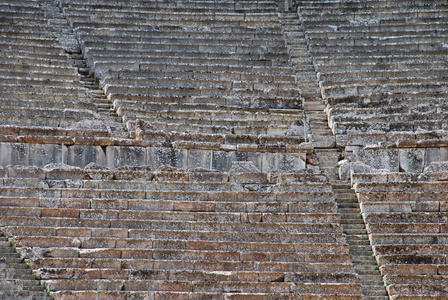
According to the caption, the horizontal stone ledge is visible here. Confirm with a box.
[0,164,327,184]
[0,125,111,138]
[0,135,312,154]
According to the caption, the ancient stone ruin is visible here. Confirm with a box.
[1,0,447,299]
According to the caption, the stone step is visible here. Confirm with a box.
[304,101,325,111]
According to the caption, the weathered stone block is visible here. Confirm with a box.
[7,165,45,179]
[114,165,153,181]
[147,147,185,170]
[44,163,85,180]
[261,152,305,172]
[189,168,229,183]
[84,162,114,180]
[67,145,107,168]
[106,145,147,169]
[186,149,212,170]
[356,148,399,172]
[229,161,268,184]
[399,148,426,173]
[269,169,327,184]
[154,165,189,182]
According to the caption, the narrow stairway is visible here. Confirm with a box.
[278,12,324,112]
[332,184,389,300]
[282,6,390,298]
[39,0,128,139]
[305,104,389,300]
[72,53,129,138]
[0,231,52,299]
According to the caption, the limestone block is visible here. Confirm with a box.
[399,148,426,173]
[17,135,74,145]
[338,159,350,181]
[387,173,419,183]
[422,161,448,174]
[68,119,109,135]
[67,145,107,168]
[411,201,440,212]
[440,147,448,162]
[259,134,303,145]
[154,165,188,182]
[84,162,114,180]
[210,150,236,172]
[229,161,268,184]
[189,168,229,183]
[169,132,225,144]
[226,134,258,145]
[261,152,305,172]
[135,128,168,144]
[269,169,327,184]
[415,129,448,141]
[7,165,45,179]
[73,137,115,146]
[356,148,399,172]
[147,147,185,170]
[0,143,64,168]
[425,147,441,166]
[186,149,212,170]
[107,146,147,169]
[43,163,85,180]
[237,144,258,152]
[350,161,388,178]
[114,165,153,181]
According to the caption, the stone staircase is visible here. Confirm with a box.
[73,53,128,138]
[332,184,389,300]
[278,12,325,112]
[305,110,389,299]
[40,0,128,139]
[0,230,52,300]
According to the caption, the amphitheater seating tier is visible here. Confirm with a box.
[0,165,362,299]
[2,0,448,299]
[0,0,107,138]
[58,0,305,141]
[296,0,448,147]
[350,163,448,299]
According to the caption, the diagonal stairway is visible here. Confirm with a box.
[280,6,390,300]
[332,184,389,300]
[39,0,128,138]
[0,230,52,300]
[305,110,389,299]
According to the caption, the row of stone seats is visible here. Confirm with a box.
[0,163,363,299]
[119,101,305,137]
[0,0,108,136]
[56,0,305,145]
[296,0,448,147]
[58,0,278,11]
[350,162,448,299]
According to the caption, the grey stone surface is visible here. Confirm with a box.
[6,165,46,179]
[189,167,229,183]
[67,145,107,168]
[107,146,147,169]
[356,148,399,172]
[43,163,84,180]
[84,162,114,180]
[398,148,426,173]
[229,161,268,183]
